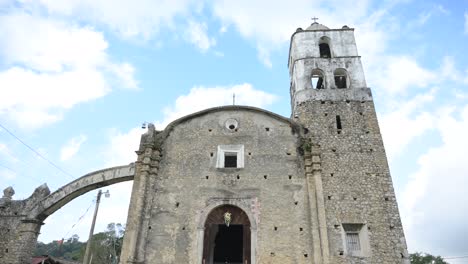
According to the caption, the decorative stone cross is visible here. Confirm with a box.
[311,17,319,23]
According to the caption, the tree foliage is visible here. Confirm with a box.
[410,252,449,264]
[35,223,125,263]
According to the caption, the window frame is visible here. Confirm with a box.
[216,145,244,169]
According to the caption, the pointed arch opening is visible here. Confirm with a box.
[202,204,251,264]
[311,68,325,89]
[334,68,349,89]
[319,36,332,58]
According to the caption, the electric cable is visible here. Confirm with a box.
[0,123,74,179]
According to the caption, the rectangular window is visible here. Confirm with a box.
[345,232,361,252]
[342,223,369,257]
[216,145,244,169]
[224,153,237,168]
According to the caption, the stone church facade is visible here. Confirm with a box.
[119,23,409,264]
[0,22,409,264]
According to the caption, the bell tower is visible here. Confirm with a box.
[289,22,410,263]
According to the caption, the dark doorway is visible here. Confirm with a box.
[213,225,243,263]
[203,205,251,264]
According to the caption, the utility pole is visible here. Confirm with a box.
[83,190,109,264]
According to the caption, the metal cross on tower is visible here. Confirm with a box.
[311,17,319,23]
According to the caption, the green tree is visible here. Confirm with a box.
[35,222,125,262]
[34,234,85,261]
[410,252,449,264]
[85,223,125,264]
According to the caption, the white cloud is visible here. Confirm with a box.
[380,91,435,161]
[103,127,142,167]
[60,135,87,161]
[156,83,277,128]
[31,0,200,39]
[184,20,216,52]
[376,56,436,94]
[212,0,373,66]
[0,13,137,129]
[401,104,468,255]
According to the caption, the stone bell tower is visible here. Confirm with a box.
[289,22,410,263]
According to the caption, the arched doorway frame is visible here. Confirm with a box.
[197,198,257,264]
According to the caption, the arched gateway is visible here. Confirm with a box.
[202,205,251,264]
[0,165,135,264]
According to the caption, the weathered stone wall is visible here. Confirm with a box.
[295,99,408,264]
[135,107,316,264]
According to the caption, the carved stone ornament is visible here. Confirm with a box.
[2,186,14,199]
[224,211,232,227]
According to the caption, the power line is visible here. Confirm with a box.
[0,123,74,179]
[63,199,96,238]
[0,162,43,184]
[444,255,468,260]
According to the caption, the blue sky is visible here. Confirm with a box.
[1,0,468,262]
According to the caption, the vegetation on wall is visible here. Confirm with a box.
[34,223,125,263]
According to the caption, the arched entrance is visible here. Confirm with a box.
[202,205,251,264]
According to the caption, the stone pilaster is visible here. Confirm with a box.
[305,141,329,264]
[120,125,161,264]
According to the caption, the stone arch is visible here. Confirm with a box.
[197,199,257,264]
[319,36,332,58]
[334,68,350,89]
[28,164,135,221]
[0,164,135,264]
[311,68,326,89]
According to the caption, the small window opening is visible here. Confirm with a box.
[175,202,179,207]
[304,254,308,258]
[335,76,347,88]
[148,226,152,229]
[208,129,212,132]
[334,69,349,89]
[205,176,209,179]
[311,75,324,89]
[224,152,237,168]
[294,201,298,205]
[319,43,331,58]
[288,175,292,179]
[311,69,325,89]
[336,115,342,130]
[330,173,334,177]
[271,252,275,256]
[299,227,303,231]
[328,195,332,200]
[264,175,268,179]
[229,124,235,130]
[343,223,368,256]
[210,152,213,157]
[345,232,361,252]
[236,175,240,180]
[274,226,278,231]
[182,227,185,230]
[265,127,270,131]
